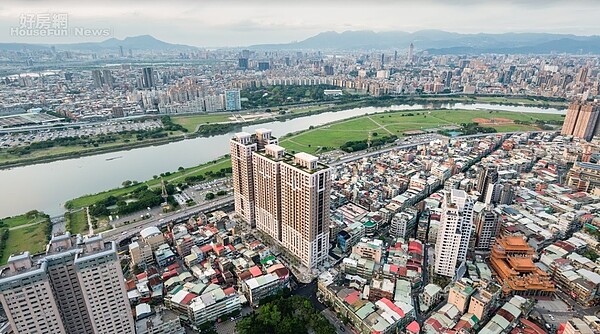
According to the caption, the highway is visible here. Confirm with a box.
[101,196,234,243]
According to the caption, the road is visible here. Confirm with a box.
[101,196,234,243]
[101,130,546,246]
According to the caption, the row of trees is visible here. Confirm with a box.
[340,135,398,153]
[6,116,187,157]
[241,85,339,108]
[236,295,336,334]
[88,185,165,217]
[0,228,8,263]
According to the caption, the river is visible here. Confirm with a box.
[0,102,565,217]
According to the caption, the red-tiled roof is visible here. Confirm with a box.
[223,287,236,295]
[406,321,420,334]
[181,293,197,305]
[249,266,263,278]
[136,273,148,281]
[379,298,404,317]
[344,290,360,305]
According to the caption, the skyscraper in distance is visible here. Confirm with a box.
[142,67,154,88]
[225,89,242,111]
[408,43,414,64]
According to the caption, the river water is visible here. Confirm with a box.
[0,102,565,217]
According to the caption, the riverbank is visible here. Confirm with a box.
[64,107,564,216]
[0,211,51,264]
[0,94,567,169]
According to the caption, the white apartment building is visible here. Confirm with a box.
[434,189,475,277]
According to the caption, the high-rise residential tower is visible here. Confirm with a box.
[231,131,331,270]
[473,202,500,252]
[142,67,155,88]
[225,89,242,111]
[252,144,285,242]
[561,101,600,141]
[434,189,475,277]
[0,233,134,334]
[476,165,498,202]
[280,153,331,269]
[230,129,277,227]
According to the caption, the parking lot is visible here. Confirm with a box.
[0,119,162,148]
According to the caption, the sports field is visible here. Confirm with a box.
[279,109,564,154]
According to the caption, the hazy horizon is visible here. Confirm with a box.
[1,0,599,47]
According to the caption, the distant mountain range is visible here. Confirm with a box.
[0,35,197,52]
[250,30,600,54]
[2,31,600,54]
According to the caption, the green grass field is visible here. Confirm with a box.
[279,109,564,154]
[66,157,232,210]
[65,210,89,235]
[0,213,50,264]
[172,113,234,132]
[0,211,48,229]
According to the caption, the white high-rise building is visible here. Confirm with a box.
[252,144,285,241]
[434,189,475,277]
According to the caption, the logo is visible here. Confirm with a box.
[9,13,112,38]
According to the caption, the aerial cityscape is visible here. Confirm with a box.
[2,1,600,334]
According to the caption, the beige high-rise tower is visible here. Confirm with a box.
[280,152,331,270]
[252,144,285,241]
[0,233,135,334]
[231,131,331,270]
[561,101,600,141]
[230,129,277,227]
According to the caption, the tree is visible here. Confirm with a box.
[205,192,215,200]
[178,166,184,171]
[122,180,132,187]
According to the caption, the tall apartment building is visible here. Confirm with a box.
[434,189,475,277]
[561,101,600,141]
[253,144,285,241]
[142,67,155,88]
[230,129,278,227]
[473,202,500,252]
[231,130,331,269]
[225,89,242,111]
[280,152,331,269]
[0,233,134,334]
[476,165,498,202]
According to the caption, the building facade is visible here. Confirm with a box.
[230,129,277,227]
[0,233,134,334]
[561,101,600,141]
[434,189,475,277]
[280,152,331,269]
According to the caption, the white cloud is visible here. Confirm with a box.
[0,0,598,46]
